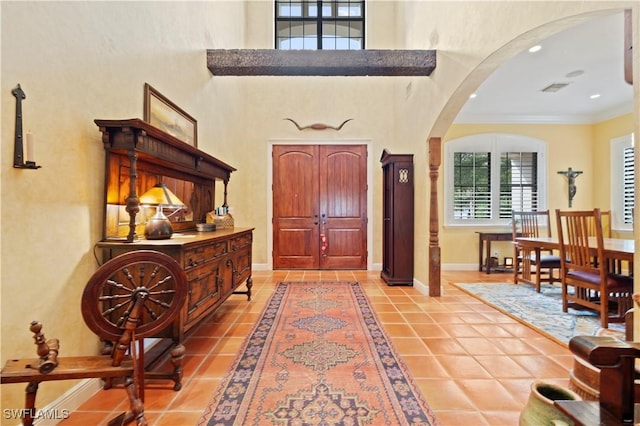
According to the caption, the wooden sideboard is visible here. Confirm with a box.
[96,228,253,335]
[96,228,253,390]
[95,119,252,390]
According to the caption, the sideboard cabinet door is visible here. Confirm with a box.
[380,150,414,286]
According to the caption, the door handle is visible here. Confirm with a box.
[320,215,328,256]
[320,232,328,256]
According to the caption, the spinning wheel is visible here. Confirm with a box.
[82,250,188,391]
[0,250,187,426]
[82,250,187,343]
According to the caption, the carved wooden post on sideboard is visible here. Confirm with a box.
[428,137,441,296]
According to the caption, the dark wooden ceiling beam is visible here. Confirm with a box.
[207,49,436,77]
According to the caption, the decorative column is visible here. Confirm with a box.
[428,137,441,297]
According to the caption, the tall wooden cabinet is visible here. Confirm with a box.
[380,150,414,286]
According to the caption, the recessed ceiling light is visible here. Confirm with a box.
[469,93,477,99]
[590,93,601,99]
[566,70,584,78]
[529,45,542,53]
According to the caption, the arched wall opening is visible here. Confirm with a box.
[425,8,639,296]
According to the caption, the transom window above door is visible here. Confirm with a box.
[275,0,365,50]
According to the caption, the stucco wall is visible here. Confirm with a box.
[1,0,637,413]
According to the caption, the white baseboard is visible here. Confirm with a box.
[442,263,478,271]
[413,278,428,295]
[251,263,270,271]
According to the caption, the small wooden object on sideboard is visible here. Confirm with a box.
[95,119,253,391]
[380,149,414,286]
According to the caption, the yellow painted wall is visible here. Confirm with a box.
[1,0,637,412]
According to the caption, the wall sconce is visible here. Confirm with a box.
[139,183,184,239]
[12,84,41,169]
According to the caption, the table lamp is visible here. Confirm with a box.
[139,183,184,239]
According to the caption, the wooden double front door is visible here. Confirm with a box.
[273,144,367,269]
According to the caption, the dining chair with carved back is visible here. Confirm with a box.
[555,208,633,328]
[512,210,562,292]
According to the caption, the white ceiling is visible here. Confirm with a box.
[455,11,634,125]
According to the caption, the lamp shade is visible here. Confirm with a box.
[140,183,184,239]
[139,183,184,207]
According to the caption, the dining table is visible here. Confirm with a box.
[513,236,634,290]
[515,236,634,260]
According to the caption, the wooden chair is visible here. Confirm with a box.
[512,210,561,292]
[588,210,632,276]
[1,250,187,426]
[586,209,612,238]
[555,209,633,328]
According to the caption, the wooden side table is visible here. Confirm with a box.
[476,232,513,274]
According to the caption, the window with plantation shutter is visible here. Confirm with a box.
[445,134,547,227]
[453,152,491,219]
[611,134,634,231]
[622,146,634,225]
[499,152,538,218]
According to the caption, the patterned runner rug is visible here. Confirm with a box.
[198,281,439,426]
[452,282,625,346]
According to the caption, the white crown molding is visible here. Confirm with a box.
[454,102,634,125]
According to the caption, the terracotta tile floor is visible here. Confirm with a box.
[58,270,574,425]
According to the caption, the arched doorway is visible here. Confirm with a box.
[426,9,638,295]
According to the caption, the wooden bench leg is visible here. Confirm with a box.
[23,381,39,426]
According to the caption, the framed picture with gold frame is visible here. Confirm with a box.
[143,83,197,147]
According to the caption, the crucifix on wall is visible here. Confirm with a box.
[557,167,583,207]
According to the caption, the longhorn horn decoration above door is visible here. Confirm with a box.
[284,118,353,131]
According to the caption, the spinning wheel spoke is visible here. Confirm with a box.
[102,299,134,318]
[105,279,136,293]
[121,267,140,289]
[147,275,173,292]
[146,296,174,310]
[144,265,162,287]
[142,304,160,321]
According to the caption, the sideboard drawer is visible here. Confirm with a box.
[229,233,252,251]
[184,241,227,269]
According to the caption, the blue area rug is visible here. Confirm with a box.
[452,283,625,345]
